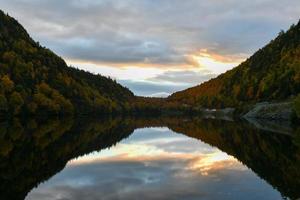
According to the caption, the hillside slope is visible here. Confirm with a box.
[0,11,134,116]
[169,21,300,108]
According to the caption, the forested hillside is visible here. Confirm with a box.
[0,11,134,116]
[169,20,300,109]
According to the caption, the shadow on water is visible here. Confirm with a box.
[0,116,300,199]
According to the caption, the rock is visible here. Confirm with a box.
[243,102,292,120]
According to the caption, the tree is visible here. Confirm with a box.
[0,75,14,93]
[293,94,300,119]
[0,94,8,112]
[9,91,24,115]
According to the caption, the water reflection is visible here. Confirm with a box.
[0,116,299,199]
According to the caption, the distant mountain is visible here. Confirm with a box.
[0,11,134,116]
[169,21,300,109]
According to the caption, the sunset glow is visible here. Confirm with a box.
[190,52,243,74]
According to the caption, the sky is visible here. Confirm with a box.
[0,0,299,97]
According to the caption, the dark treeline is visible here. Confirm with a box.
[132,96,193,115]
[169,20,300,115]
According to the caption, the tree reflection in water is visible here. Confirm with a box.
[0,116,299,200]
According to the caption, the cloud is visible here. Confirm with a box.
[1,0,299,68]
[149,92,170,98]
[118,70,215,96]
[118,80,188,97]
[150,70,216,85]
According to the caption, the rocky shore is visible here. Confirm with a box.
[243,102,292,121]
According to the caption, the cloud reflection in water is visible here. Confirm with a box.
[26,127,283,200]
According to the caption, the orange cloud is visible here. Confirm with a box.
[186,49,246,74]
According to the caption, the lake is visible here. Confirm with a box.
[0,116,299,200]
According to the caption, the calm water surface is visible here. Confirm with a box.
[0,117,299,199]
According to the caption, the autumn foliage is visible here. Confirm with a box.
[169,21,300,108]
[0,11,134,117]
